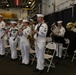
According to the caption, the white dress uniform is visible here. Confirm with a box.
[20,26,31,65]
[9,26,18,59]
[0,21,5,55]
[34,22,48,70]
[56,26,66,58]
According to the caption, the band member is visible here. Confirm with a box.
[66,22,76,55]
[17,18,23,28]
[72,24,76,52]
[54,21,66,58]
[0,15,6,56]
[19,19,31,65]
[9,21,18,60]
[33,14,48,74]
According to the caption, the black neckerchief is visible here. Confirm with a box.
[36,23,42,37]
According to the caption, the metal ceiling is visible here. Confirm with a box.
[0,0,33,8]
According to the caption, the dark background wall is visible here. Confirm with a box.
[44,6,76,55]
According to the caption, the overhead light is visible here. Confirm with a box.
[26,5,29,7]
[7,4,9,7]
[28,1,31,4]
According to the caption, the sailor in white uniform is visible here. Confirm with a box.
[17,18,23,29]
[33,14,48,74]
[19,19,31,65]
[0,15,6,56]
[9,21,18,60]
[54,21,66,58]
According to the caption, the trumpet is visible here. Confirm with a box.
[13,25,24,41]
[51,23,56,30]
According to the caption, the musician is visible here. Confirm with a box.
[19,19,31,65]
[54,21,66,58]
[33,14,48,74]
[71,25,76,53]
[17,18,23,28]
[9,21,18,60]
[0,15,6,56]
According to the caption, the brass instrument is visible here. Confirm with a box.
[50,23,56,36]
[13,25,24,41]
[66,22,76,31]
[50,23,60,36]
[29,20,35,49]
[29,29,35,48]
[27,34,33,44]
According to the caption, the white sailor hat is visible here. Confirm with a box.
[37,14,44,17]
[57,21,63,24]
[0,15,3,18]
[23,19,29,23]
[19,18,22,20]
[10,21,17,24]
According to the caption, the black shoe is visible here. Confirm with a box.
[21,63,29,66]
[25,64,29,66]
[10,58,18,61]
[38,70,43,75]
[33,69,39,72]
[21,63,25,65]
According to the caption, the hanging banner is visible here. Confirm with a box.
[14,0,20,6]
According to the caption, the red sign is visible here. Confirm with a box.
[14,0,20,6]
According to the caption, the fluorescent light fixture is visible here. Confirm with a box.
[29,1,31,4]
[26,5,29,7]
